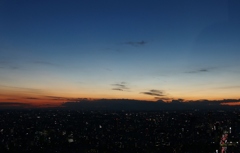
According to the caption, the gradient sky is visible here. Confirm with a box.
[0,0,240,106]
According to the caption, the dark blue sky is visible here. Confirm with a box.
[0,0,240,105]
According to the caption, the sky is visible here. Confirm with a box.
[0,0,240,107]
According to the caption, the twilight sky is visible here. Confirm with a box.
[0,0,240,106]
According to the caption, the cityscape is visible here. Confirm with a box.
[0,109,240,152]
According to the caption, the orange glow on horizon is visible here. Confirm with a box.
[221,102,240,106]
[1,87,240,108]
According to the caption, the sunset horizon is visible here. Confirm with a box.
[1,0,240,109]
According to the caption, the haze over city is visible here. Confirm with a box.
[0,0,240,108]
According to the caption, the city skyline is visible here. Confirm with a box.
[1,0,240,107]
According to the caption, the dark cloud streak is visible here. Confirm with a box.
[141,89,165,97]
[32,61,59,66]
[125,40,147,47]
[185,67,218,74]
[0,102,32,109]
[112,82,129,92]
[186,69,209,74]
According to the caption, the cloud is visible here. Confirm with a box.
[186,68,210,74]
[6,98,19,101]
[125,40,147,46]
[44,96,68,100]
[32,61,58,66]
[0,61,8,64]
[0,66,20,70]
[214,86,240,89]
[112,88,124,91]
[199,69,208,72]
[9,66,19,70]
[0,61,20,70]
[105,68,112,71]
[185,66,220,74]
[25,97,40,100]
[0,85,44,94]
[0,102,32,109]
[112,82,129,91]
[141,89,165,97]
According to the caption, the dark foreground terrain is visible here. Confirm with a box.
[0,109,240,152]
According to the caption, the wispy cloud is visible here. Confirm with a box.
[185,67,215,74]
[105,68,112,71]
[141,89,165,97]
[0,61,20,70]
[112,82,129,91]
[0,102,32,108]
[44,96,68,100]
[6,98,18,101]
[23,96,69,101]
[32,61,59,66]
[214,86,240,89]
[125,40,147,47]
[25,97,40,100]
[0,66,20,70]
[0,61,7,64]
[0,85,44,94]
